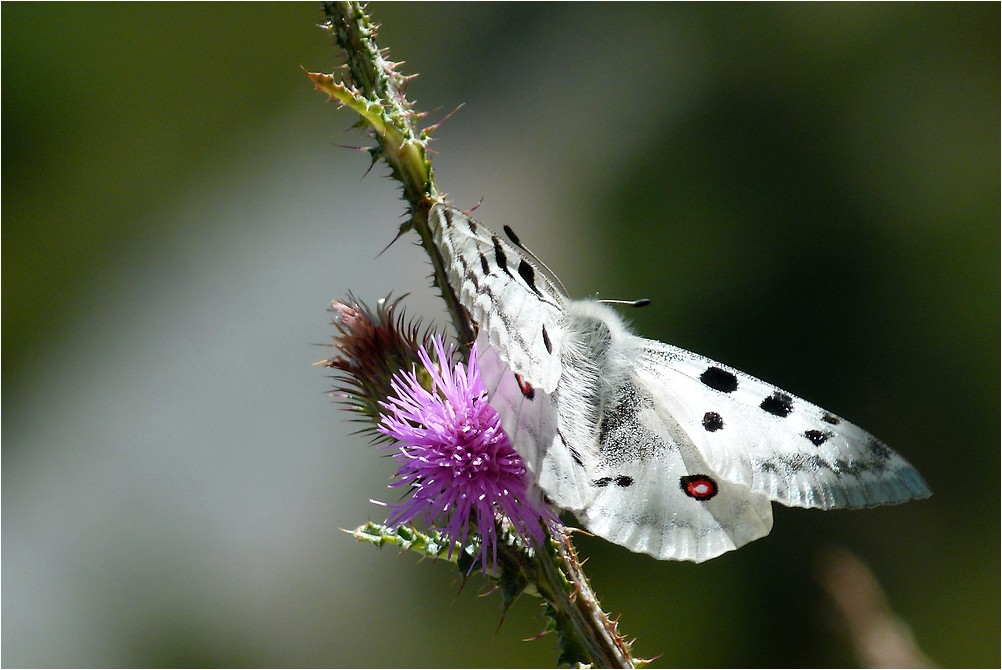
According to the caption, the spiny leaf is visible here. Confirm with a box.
[350,521,468,562]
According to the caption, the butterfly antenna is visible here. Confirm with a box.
[599,298,651,308]
[463,196,485,215]
[502,224,570,296]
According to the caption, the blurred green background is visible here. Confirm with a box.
[3,3,998,667]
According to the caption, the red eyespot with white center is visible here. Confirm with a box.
[680,474,718,501]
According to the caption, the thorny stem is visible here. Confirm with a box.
[539,532,636,668]
[314,2,636,667]
[317,1,474,347]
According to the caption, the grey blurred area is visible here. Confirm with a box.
[3,3,998,667]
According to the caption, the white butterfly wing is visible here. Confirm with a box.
[576,374,775,562]
[430,205,566,392]
[477,333,596,511]
[634,340,932,509]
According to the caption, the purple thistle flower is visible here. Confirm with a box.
[377,336,558,573]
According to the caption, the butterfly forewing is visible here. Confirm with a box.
[430,205,566,392]
[635,341,932,509]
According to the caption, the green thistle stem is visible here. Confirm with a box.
[350,522,467,561]
[315,2,636,666]
[312,1,474,347]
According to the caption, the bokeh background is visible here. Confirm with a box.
[4,3,998,667]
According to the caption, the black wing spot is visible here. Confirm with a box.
[542,324,552,354]
[822,413,840,425]
[702,411,725,432]
[760,391,794,418]
[804,429,829,446]
[594,475,633,488]
[503,224,524,249]
[700,366,739,393]
[680,474,718,501]
[518,259,542,296]
[457,254,480,291]
[441,207,455,227]
[479,252,491,277]
[492,235,512,276]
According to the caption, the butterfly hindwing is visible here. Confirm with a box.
[634,340,931,509]
[481,324,775,562]
[578,373,775,562]
[477,333,597,511]
[430,205,565,392]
